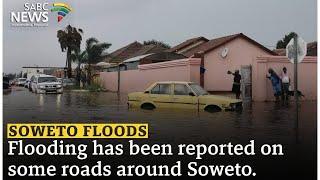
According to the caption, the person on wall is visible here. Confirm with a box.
[266,68,282,102]
[280,67,290,102]
[227,70,241,99]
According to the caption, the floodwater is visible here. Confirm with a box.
[3,87,316,144]
[3,86,317,179]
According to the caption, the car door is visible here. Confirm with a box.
[172,83,198,109]
[149,83,173,108]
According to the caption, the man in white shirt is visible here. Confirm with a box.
[281,67,290,102]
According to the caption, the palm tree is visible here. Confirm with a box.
[57,25,83,78]
[85,37,111,85]
[70,49,87,85]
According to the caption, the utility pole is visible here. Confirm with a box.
[293,34,298,104]
[117,65,120,95]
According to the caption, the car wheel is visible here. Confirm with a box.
[141,103,156,110]
[204,105,222,113]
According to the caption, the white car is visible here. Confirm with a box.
[31,74,63,94]
[16,78,27,86]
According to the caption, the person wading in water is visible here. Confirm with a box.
[280,67,290,102]
[266,68,282,102]
[228,70,241,99]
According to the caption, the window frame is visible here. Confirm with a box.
[173,83,193,96]
[149,83,173,95]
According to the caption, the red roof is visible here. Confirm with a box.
[103,42,167,63]
[273,41,317,56]
[180,33,276,57]
[168,36,209,53]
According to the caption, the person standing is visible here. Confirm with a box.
[228,70,241,99]
[281,67,290,102]
[266,68,282,101]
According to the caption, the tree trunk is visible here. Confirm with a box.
[67,48,72,78]
[87,63,91,85]
[76,62,81,85]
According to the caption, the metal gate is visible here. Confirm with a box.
[240,65,252,102]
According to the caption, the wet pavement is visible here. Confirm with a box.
[3,86,317,179]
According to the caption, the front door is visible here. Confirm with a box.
[240,65,252,102]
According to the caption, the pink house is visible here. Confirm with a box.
[169,33,276,92]
[100,33,317,101]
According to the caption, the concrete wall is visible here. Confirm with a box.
[203,37,272,91]
[252,56,317,101]
[100,58,201,93]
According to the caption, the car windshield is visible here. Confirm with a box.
[189,83,209,96]
[38,77,57,83]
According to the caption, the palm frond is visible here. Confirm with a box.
[86,38,98,49]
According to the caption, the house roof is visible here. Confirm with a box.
[273,48,286,56]
[103,41,143,63]
[123,53,154,63]
[273,41,317,56]
[307,41,317,56]
[103,41,168,63]
[168,36,209,53]
[181,33,276,57]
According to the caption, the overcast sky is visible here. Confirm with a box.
[3,0,317,74]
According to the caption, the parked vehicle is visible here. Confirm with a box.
[24,80,30,88]
[3,76,11,94]
[62,78,76,87]
[57,78,63,83]
[31,74,63,94]
[16,78,27,86]
[128,81,242,112]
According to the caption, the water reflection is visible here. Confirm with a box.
[3,87,316,146]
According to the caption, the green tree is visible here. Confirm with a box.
[70,48,87,84]
[276,32,297,49]
[143,39,171,49]
[57,25,83,78]
[85,37,111,85]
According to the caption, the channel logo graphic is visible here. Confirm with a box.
[51,3,72,22]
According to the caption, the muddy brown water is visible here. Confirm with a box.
[3,87,317,179]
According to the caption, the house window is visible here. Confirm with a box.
[151,84,171,95]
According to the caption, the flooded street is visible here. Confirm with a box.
[3,87,316,145]
[3,87,317,179]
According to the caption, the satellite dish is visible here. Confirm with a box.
[221,48,229,58]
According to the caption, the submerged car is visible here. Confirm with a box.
[128,81,242,112]
[16,78,27,86]
[31,74,63,94]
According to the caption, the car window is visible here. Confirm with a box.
[38,77,57,83]
[174,84,191,95]
[150,84,171,95]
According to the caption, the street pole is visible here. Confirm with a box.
[294,34,298,104]
[293,34,299,143]
[117,65,120,95]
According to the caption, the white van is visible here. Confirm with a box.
[31,74,63,94]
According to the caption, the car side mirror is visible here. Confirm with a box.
[189,92,195,96]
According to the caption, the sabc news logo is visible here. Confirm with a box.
[10,2,72,27]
